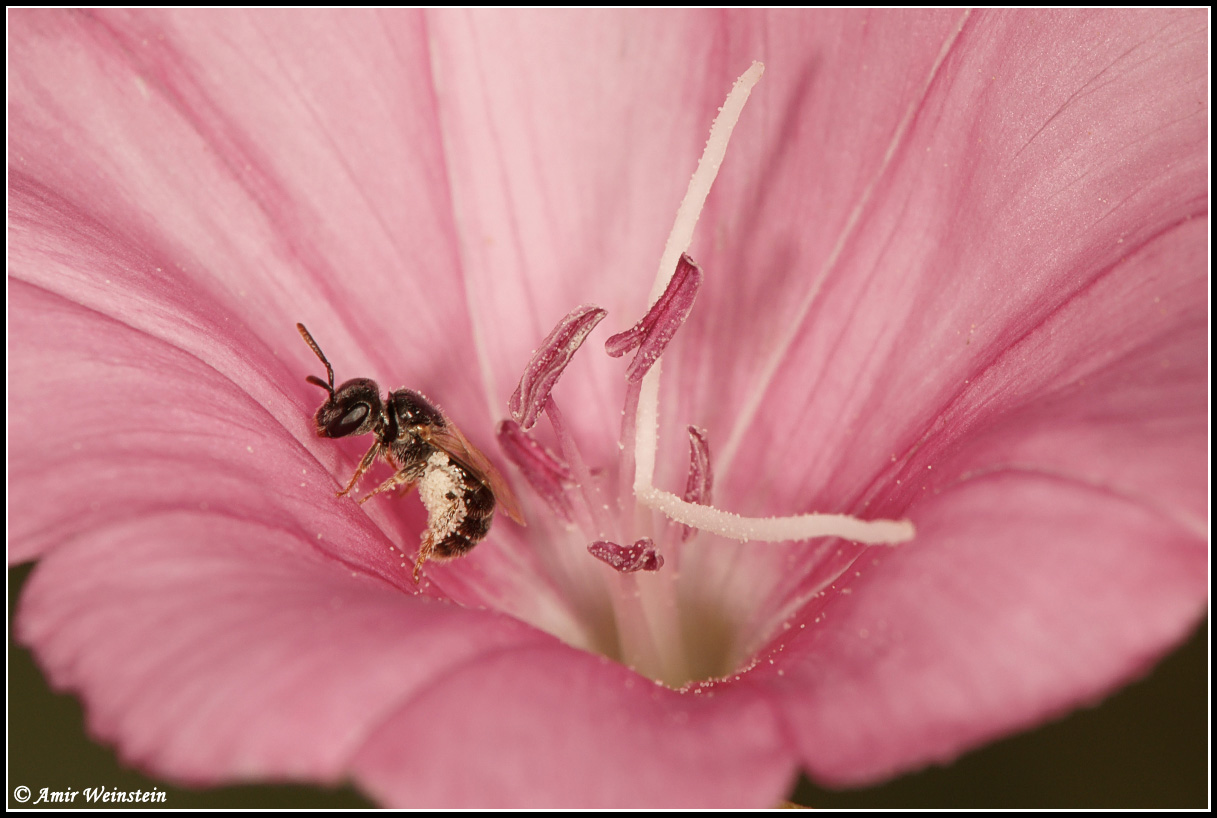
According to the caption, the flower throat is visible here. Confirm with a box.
[485,63,914,686]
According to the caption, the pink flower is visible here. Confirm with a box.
[9,9,1207,808]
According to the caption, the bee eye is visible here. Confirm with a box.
[325,403,370,438]
[314,377,382,439]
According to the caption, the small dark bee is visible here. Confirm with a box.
[297,323,524,582]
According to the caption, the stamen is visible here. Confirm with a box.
[631,359,661,493]
[509,305,607,431]
[645,63,765,305]
[497,420,574,523]
[639,487,916,545]
[588,538,664,573]
[606,254,703,383]
[545,397,614,539]
[632,63,764,494]
[626,61,918,548]
[680,425,712,541]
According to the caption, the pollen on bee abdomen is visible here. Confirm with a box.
[418,451,467,540]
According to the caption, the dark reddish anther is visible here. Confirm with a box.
[681,425,713,541]
[605,253,702,383]
[588,538,664,573]
[497,420,574,523]
[510,305,607,430]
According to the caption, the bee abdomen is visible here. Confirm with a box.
[434,481,495,559]
[418,452,496,560]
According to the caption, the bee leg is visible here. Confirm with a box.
[337,442,382,498]
[357,460,426,505]
[412,531,436,583]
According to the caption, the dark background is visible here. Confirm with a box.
[8,562,1208,809]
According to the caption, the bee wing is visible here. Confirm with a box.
[421,423,526,526]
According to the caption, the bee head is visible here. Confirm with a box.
[314,378,384,438]
[297,323,384,439]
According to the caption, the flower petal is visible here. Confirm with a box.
[8,10,496,418]
[616,8,1209,784]
[645,10,1205,509]
[765,469,1206,785]
[352,650,793,808]
[16,513,555,783]
[9,8,1207,806]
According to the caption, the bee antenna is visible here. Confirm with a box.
[296,323,335,397]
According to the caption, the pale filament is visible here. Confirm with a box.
[632,61,915,546]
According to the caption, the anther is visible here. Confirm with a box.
[509,305,607,430]
[681,425,713,541]
[588,538,664,573]
[605,254,702,383]
[497,420,574,523]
